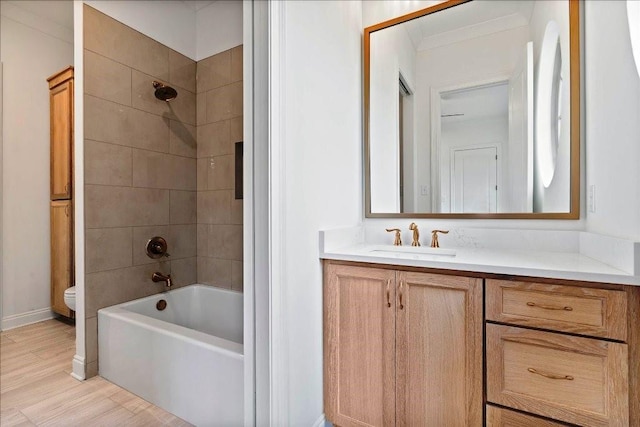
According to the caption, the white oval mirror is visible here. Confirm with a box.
[535,20,562,188]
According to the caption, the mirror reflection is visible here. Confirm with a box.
[367,0,577,217]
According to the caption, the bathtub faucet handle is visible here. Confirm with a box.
[152,272,172,289]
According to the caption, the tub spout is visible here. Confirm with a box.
[152,272,172,289]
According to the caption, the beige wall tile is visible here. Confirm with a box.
[85,95,169,153]
[197,91,206,126]
[169,121,196,158]
[84,140,132,187]
[85,186,170,228]
[207,225,242,261]
[132,226,168,266]
[84,50,131,106]
[197,50,231,93]
[132,149,196,191]
[86,317,98,363]
[206,154,234,190]
[231,197,243,225]
[84,5,169,79]
[230,45,243,83]
[171,257,197,287]
[169,49,196,93]
[85,262,170,318]
[197,257,232,288]
[170,191,196,224]
[167,224,197,259]
[229,116,243,142]
[197,158,208,191]
[231,261,243,292]
[197,190,230,224]
[197,224,208,257]
[205,82,243,123]
[197,121,231,158]
[85,227,133,273]
[135,150,196,191]
[131,70,196,126]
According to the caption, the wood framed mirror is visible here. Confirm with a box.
[364,0,580,219]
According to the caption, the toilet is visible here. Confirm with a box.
[64,286,76,311]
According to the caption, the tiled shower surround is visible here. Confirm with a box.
[83,5,243,377]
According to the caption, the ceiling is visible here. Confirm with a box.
[441,82,508,123]
[182,1,216,12]
[403,0,535,50]
[4,0,74,29]
[3,1,217,31]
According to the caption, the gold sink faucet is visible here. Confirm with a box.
[430,230,449,248]
[385,228,402,246]
[409,223,420,246]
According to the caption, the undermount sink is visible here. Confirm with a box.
[369,245,457,257]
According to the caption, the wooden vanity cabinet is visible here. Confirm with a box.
[50,200,73,317]
[47,66,74,317]
[323,262,483,426]
[47,66,74,200]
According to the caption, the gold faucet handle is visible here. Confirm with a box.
[430,230,449,248]
[409,223,420,246]
[385,228,402,246]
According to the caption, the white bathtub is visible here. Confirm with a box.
[98,284,243,426]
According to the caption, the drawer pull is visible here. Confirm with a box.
[527,367,574,381]
[526,301,573,311]
[398,280,404,310]
[386,279,391,308]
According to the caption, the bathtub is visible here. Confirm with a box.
[98,284,243,426]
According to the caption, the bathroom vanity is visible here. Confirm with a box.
[327,0,640,424]
[321,229,640,426]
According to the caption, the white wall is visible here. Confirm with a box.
[196,0,243,60]
[271,1,363,424]
[585,0,640,241]
[1,2,74,329]
[369,25,416,212]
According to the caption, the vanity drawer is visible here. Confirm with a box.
[486,324,629,426]
[485,279,627,340]
[486,405,567,426]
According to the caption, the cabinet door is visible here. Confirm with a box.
[50,78,73,200]
[324,263,396,427]
[396,272,483,426]
[51,200,73,316]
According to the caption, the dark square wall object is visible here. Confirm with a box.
[235,141,243,200]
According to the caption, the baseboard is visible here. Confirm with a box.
[71,354,86,381]
[1,308,55,331]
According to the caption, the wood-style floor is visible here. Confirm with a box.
[0,319,193,426]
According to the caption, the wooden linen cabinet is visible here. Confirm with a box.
[323,262,483,426]
[47,66,74,318]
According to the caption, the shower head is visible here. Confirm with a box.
[152,81,178,101]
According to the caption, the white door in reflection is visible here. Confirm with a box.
[451,146,498,213]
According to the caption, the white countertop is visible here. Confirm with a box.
[320,234,640,286]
